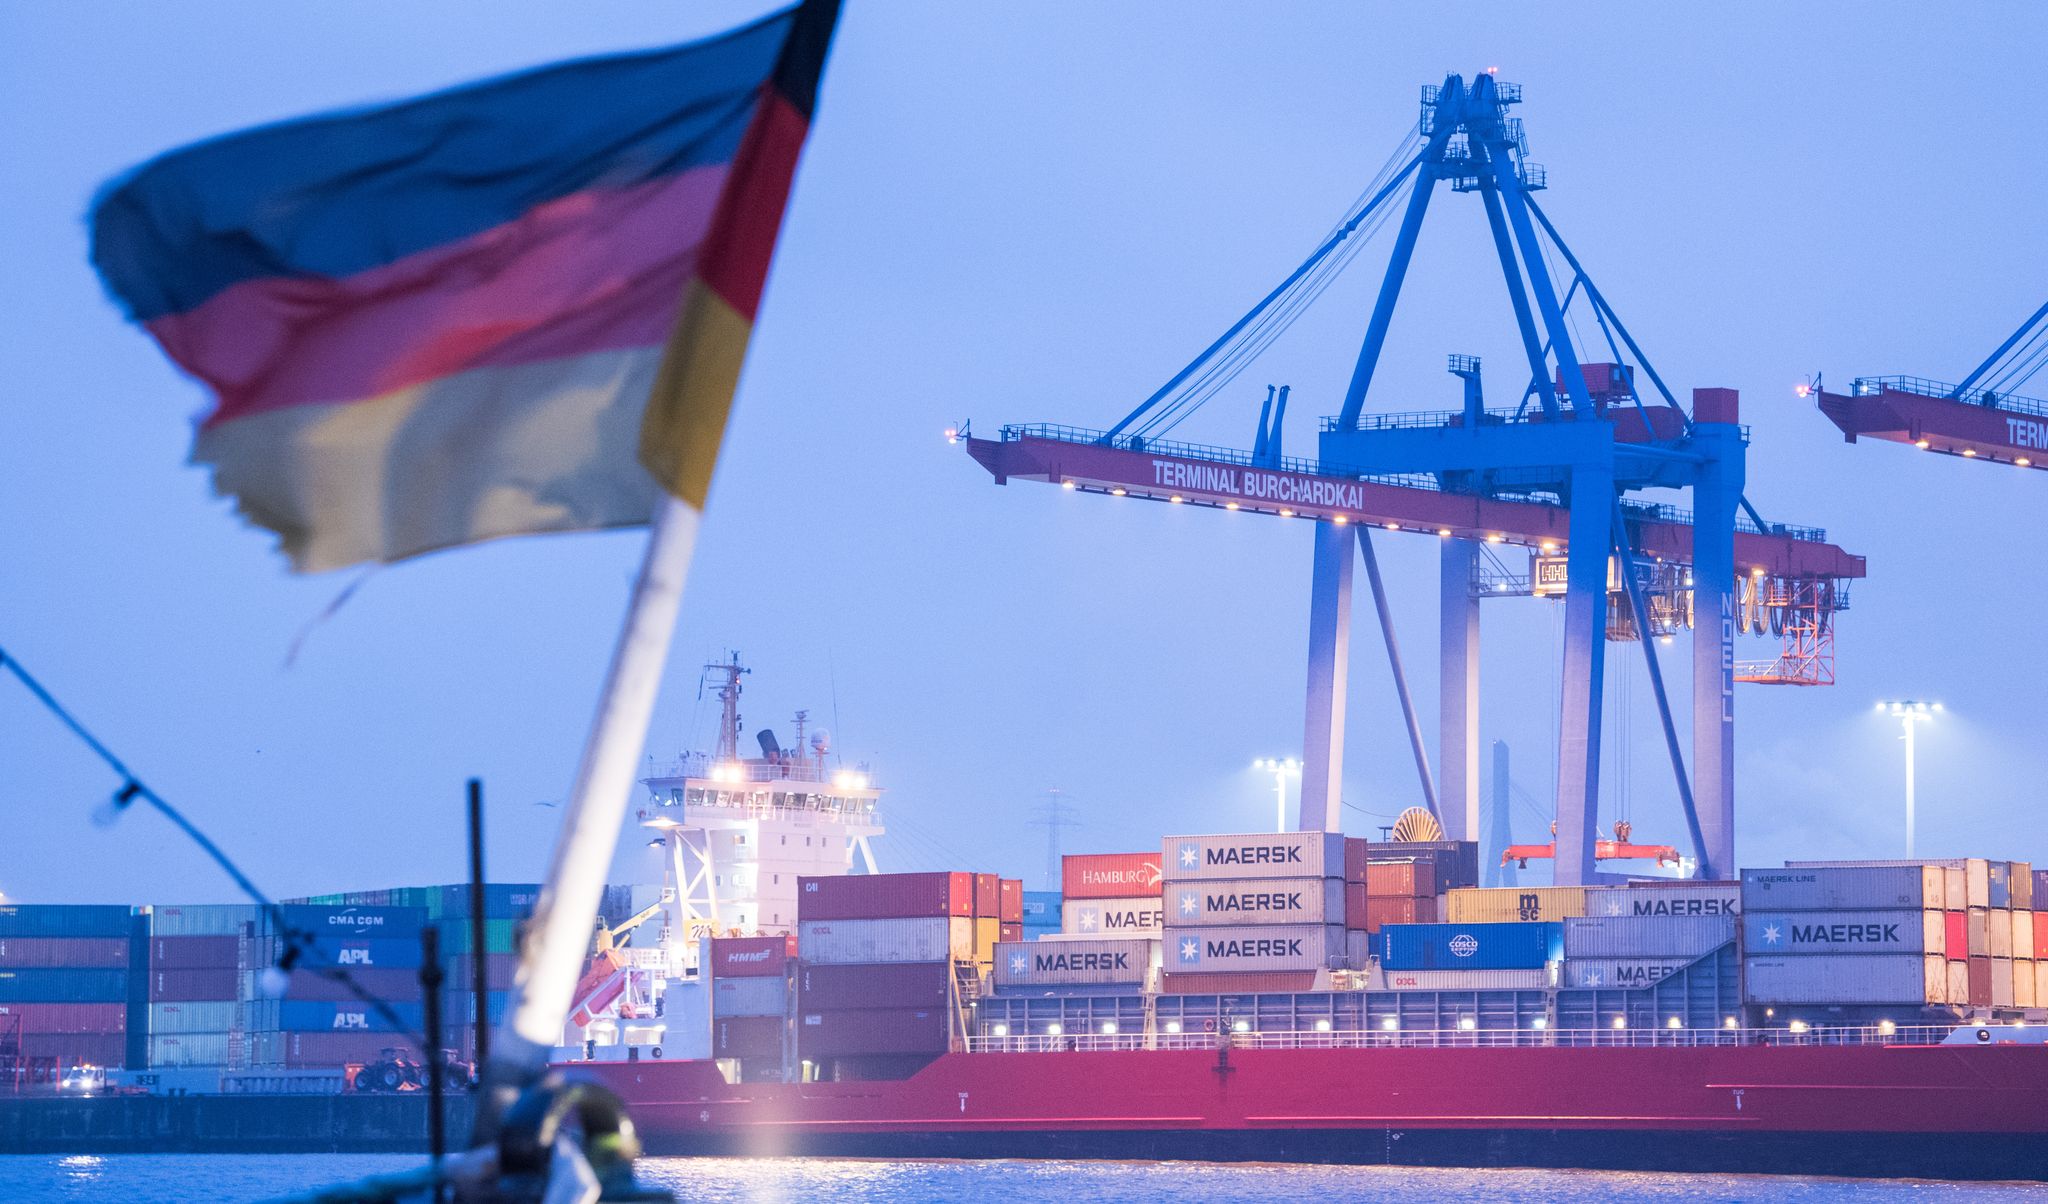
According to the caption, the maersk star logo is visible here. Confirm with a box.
[1078,908,1100,932]
[1582,969,1603,987]
[1179,937,1202,964]
[1009,953,1027,974]
[1603,896,1627,917]
[1179,843,1199,870]
[1761,922,1783,945]
[1179,892,1200,918]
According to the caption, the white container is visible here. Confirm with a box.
[1992,959,2015,1008]
[796,917,977,965]
[148,1032,230,1067]
[149,905,261,938]
[1742,866,1942,912]
[1163,832,1346,883]
[1742,910,1943,957]
[1563,915,1735,958]
[1583,881,1741,918]
[1948,959,1970,1005]
[1945,867,1967,911]
[2036,962,2048,1010]
[2017,959,2039,1009]
[1168,878,1345,927]
[992,938,1157,987]
[1381,968,1552,991]
[1968,909,1990,957]
[1163,924,1344,973]
[709,975,788,1018]
[1561,959,1692,989]
[2012,911,2035,957]
[147,1002,236,1035]
[1060,898,1163,936]
[1741,955,1945,1005]
[1988,910,2013,959]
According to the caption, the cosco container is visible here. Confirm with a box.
[1381,968,1552,991]
[146,1001,236,1034]
[0,905,134,939]
[992,938,1156,987]
[1444,887,1587,924]
[1742,910,1942,957]
[1563,914,1735,958]
[0,1002,126,1034]
[1582,881,1740,918]
[1062,853,1164,899]
[1162,832,1346,883]
[147,1032,230,1067]
[1741,954,1945,1004]
[709,975,789,1018]
[1060,898,1163,936]
[796,917,992,965]
[708,935,795,978]
[1165,924,1344,973]
[1561,958,1692,989]
[797,872,975,920]
[0,937,129,968]
[1742,866,1943,911]
[149,905,261,938]
[797,962,951,1010]
[1169,878,1344,928]
[0,968,127,1002]
[1377,922,1563,971]
[797,1007,950,1057]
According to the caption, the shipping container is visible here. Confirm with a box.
[1444,887,1588,924]
[248,1031,424,1068]
[2038,912,2048,960]
[710,976,789,1018]
[998,878,1024,924]
[1163,832,1346,883]
[1582,881,1741,918]
[0,937,128,969]
[2018,959,2039,1009]
[1742,954,1945,1005]
[269,906,426,938]
[1164,924,1345,974]
[1741,910,1943,957]
[972,874,1001,921]
[1059,898,1163,936]
[708,935,795,978]
[1362,895,1435,933]
[1742,866,1943,912]
[1969,957,1992,1007]
[1156,971,1320,995]
[147,968,238,1002]
[1992,958,2015,1008]
[1362,862,1421,898]
[259,1000,425,1033]
[992,938,1157,988]
[1947,960,1968,1007]
[146,1001,236,1034]
[0,968,127,1003]
[1563,915,1735,959]
[797,917,992,965]
[1344,837,1370,884]
[148,936,240,970]
[1988,861,2011,910]
[1061,854,1164,900]
[1168,878,1344,928]
[2037,961,2048,1010]
[999,923,1022,943]
[1968,908,1990,957]
[0,905,133,939]
[2035,871,2048,911]
[1946,867,1967,912]
[797,962,950,1010]
[264,967,422,1004]
[25,1033,126,1068]
[1370,841,1481,892]
[149,905,261,938]
[148,1032,230,1067]
[1382,968,1552,991]
[447,954,520,993]
[1989,910,2013,959]
[1020,892,1060,925]
[1561,958,1692,989]
[1345,883,1366,929]
[2012,910,2034,960]
[2013,862,2034,910]
[0,1002,125,1034]
[798,1007,950,1057]
[797,872,975,920]
[1377,922,1563,971]
[1944,911,1968,961]
[712,1015,784,1058]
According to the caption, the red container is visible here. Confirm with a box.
[1344,838,1370,884]
[1945,912,1969,961]
[973,874,1000,919]
[2036,911,2048,961]
[150,936,240,970]
[277,967,422,1003]
[1969,956,1993,1006]
[1062,853,1163,900]
[797,873,973,920]
[998,879,1024,924]
[797,1007,948,1057]
[1364,863,1420,897]
[1158,971,1319,995]
[262,1031,423,1068]
[0,1002,126,1034]
[21,1032,125,1068]
[0,938,129,969]
[1364,895,1435,933]
[999,923,1023,944]
[149,968,239,1002]
[798,962,950,1010]
[1344,883,1367,929]
[713,1015,784,1058]
[709,935,796,978]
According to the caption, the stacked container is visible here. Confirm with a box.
[1019,891,1061,941]
[244,905,429,1069]
[0,904,139,1074]
[1445,886,1591,924]
[707,934,795,1076]
[147,904,261,1070]
[1376,921,1562,989]
[1561,913,1736,989]
[1740,866,1947,1009]
[1159,832,1347,994]
[1059,853,1163,937]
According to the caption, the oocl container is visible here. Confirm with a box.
[992,938,1157,988]
[1164,924,1344,974]
[1381,968,1551,991]
[796,917,991,965]
[1561,959,1691,989]
[1168,878,1344,928]
[1061,853,1164,900]
[1583,881,1741,918]
[1563,914,1735,958]
[1059,898,1163,936]
[1742,910,1943,957]
[1741,954,1945,1005]
[1741,866,1943,912]
[146,1001,237,1034]
[1444,887,1588,924]
[149,905,262,938]
[147,1032,230,1067]
[709,976,788,1018]
[1163,832,1345,883]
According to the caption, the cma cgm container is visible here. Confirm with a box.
[1753,866,1944,911]
[1062,854,1164,900]
[708,935,795,978]
[797,918,994,965]
[1163,832,1346,883]
[1563,915,1735,959]
[1743,911,1944,957]
[0,905,134,938]
[1377,922,1563,971]
[0,938,129,968]
[1583,881,1741,918]
[798,962,950,1010]
[1445,887,1588,924]
[1060,898,1163,936]
[1164,924,1344,974]
[1169,878,1344,928]
[269,905,426,938]
[992,939,1157,989]
[797,873,974,920]
[1742,955,1946,1005]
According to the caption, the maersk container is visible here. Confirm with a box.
[0,937,129,968]
[797,872,974,920]
[1062,853,1163,900]
[149,905,260,938]
[1444,888,1587,924]
[1165,924,1344,974]
[797,1006,950,1057]
[1163,832,1346,883]
[1992,958,2015,1008]
[1563,915,1734,958]
[146,1001,236,1035]
[1561,959,1691,990]
[1169,878,1344,928]
[148,1032,230,1067]
[0,968,127,1003]
[1060,897,1163,936]
[1583,881,1741,918]
[1741,954,1945,1005]
[992,938,1156,987]
[1377,922,1563,971]
[1741,866,1942,912]
[1382,968,1551,991]
[710,975,788,1018]
[798,962,950,1010]
[1742,910,1943,957]
[797,917,990,965]
[0,1002,125,1034]
[0,905,134,939]
[1988,910,2013,959]
[708,935,795,978]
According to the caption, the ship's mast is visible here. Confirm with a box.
[705,653,749,763]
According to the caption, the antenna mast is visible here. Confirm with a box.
[704,652,749,763]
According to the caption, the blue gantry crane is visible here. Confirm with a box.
[1818,300,2048,467]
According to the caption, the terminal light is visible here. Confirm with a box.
[1225,501,1239,510]
[1110,487,1127,496]
[1169,495,1185,504]
[1279,508,1295,517]
[1061,479,1077,490]
[1914,439,1931,449]
[1437,528,1452,537]
[1332,514,1349,525]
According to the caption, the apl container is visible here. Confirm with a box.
[1741,954,1946,1004]
[709,976,788,1018]
[1165,924,1344,974]
[1381,968,1551,991]
[1561,959,1692,989]
[1563,914,1735,958]
[1583,881,1741,918]
[1742,910,1943,957]
[1741,866,1943,912]
[1444,887,1588,924]
[796,917,993,965]
[992,938,1157,987]
[146,1001,237,1034]
[1060,898,1163,936]
[797,872,975,920]
[0,938,129,968]
[1163,832,1346,883]
[798,962,951,1010]
[0,905,134,939]
[267,1000,425,1033]
[1377,922,1563,971]
[1061,853,1164,900]
[1168,878,1345,928]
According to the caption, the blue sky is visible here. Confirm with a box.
[4,3,2046,905]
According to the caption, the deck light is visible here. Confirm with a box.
[1531,1017,1547,1030]
[1724,1017,1738,1029]
[1225,502,1239,510]
[1437,528,1452,537]
[1667,1017,1682,1029]
[1486,533,1504,544]
[1233,1020,1251,1034]
[1612,1017,1627,1030]
[1061,479,1077,489]
[1110,487,1127,496]
[1279,508,1295,517]
[1315,1019,1332,1032]
[1384,522,1400,531]
[992,1024,1008,1037]
[1046,1023,1062,1036]
[1380,1017,1399,1031]
[1165,1021,1182,1034]
[1458,1018,1476,1031]
[2019,458,2034,467]
[1914,439,1931,449]
[1101,1022,1118,1035]
[1169,495,1184,504]
[1332,514,1349,525]
[1962,448,1977,457]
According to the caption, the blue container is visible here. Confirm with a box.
[1021,892,1061,923]
[0,905,135,939]
[436,884,542,918]
[271,905,426,938]
[1377,922,1562,971]
[301,936,425,971]
[0,968,130,1002]
[1988,861,2011,910]
[275,999,425,1033]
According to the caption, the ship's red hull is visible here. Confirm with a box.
[569,1044,2048,1179]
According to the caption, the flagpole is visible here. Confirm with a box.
[472,492,699,1138]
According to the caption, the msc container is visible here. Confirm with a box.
[992,938,1156,987]
[1060,898,1163,936]
[1742,910,1943,957]
[0,968,127,1002]
[796,917,990,965]
[1583,881,1741,918]
[1944,911,1968,960]
[1164,924,1344,974]
[1377,922,1563,971]
[1062,853,1164,899]
[1168,878,1344,928]
[0,1002,126,1034]
[1363,862,1422,897]
[998,878,1024,923]
[708,935,795,978]
[146,1001,236,1034]
[712,1015,784,1058]
[797,872,974,920]
[0,905,133,939]
[1563,915,1735,958]
[2018,959,2039,1009]
[1157,971,1320,995]
[0,937,128,968]
[1163,832,1346,883]
[1382,968,1552,991]
[1444,887,1588,924]
[1988,862,2011,910]
[798,1007,949,1057]
[1362,895,1435,933]
[148,1032,230,1067]
[1561,959,1692,989]
[148,968,239,1002]
[1743,954,1945,1005]
[1988,910,2013,959]
[1741,866,1943,912]
[797,961,950,1010]
[1992,958,2015,1008]
[148,936,240,969]
[1020,892,1060,925]
[709,976,788,1018]
[149,905,261,938]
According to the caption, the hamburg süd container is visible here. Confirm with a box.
[1377,922,1563,971]
[797,872,975,920]
[798,962,951,1010]
[1163,832,1346,883]
[1741,954,1946,1005]
[1168,878,1345,928]
[1060,897,1163,936]
[1381,968,1552,991]
[0,905,134,939]
[1561,958,1692,989]
[1582,881,1741,918]
[1062,853,1164,900]
[1741,866,1943,912]
[1165,924,1344,974]
[708,935,795,978]
[145,1001,236,1035]
[797,1006,950,1057]
[709,975,788,1018]
[1563,914,1735,959]
[796,917,994,965]
[1741,910,1943,957]
[1444,887,1588,924]
[992,938,1157,988]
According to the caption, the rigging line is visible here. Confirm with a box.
[1982,325,2048,395]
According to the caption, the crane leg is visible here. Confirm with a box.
[1439,538,1481,841]
[1299,520,1354,832]
[1691,419,1745,876]
[1553,466,1611,885]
